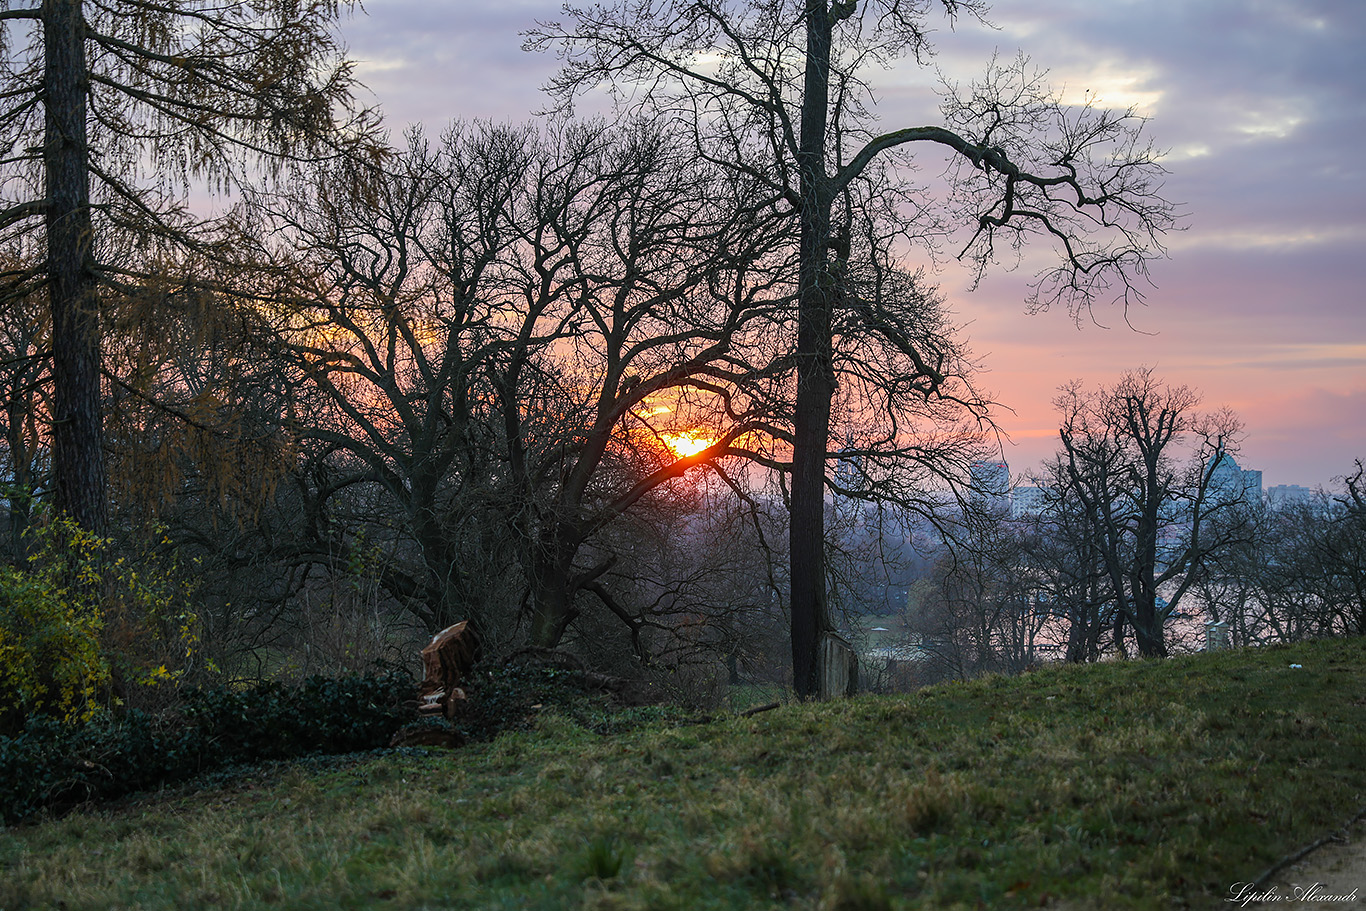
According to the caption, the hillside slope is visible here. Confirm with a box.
[2,637,1363,910]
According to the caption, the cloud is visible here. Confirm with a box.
[342,1,562,126]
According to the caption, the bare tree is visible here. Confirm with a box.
[1242,464,1366,641]
[0,246,49,554]
[236,119,798,659]
[236,123,535,638]
[563,469,790,696]
[1054,369,1249,658]
[1025,457,1117,663]
[529,0,1176,697]
[0,0,375,530]
[484,120,793,650]
[1325,462,1366,634]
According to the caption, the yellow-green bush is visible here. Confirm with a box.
[0,517,202,731]
[0,556,108,732]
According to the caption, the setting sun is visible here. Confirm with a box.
[662,431,718,458]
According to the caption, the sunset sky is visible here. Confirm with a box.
[336,0,1364,490]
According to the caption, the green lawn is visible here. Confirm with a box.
[2,637,1363,910]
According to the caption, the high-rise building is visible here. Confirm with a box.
[833,431,866,494]
[1011,485,1048,518]
[1208,453,1262,505]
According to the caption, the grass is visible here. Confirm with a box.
[1,637,1363,910]
[726,683,789,713]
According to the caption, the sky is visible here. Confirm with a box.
[334,0,1365,491]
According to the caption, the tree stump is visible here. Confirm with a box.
[818,633,858,700]
[417,620,479,720]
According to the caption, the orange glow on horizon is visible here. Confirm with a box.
[662,431,719,458]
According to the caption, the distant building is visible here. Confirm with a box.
[1011,485,1048,518]
[833,431,866,493]
[1208,453,1262,506]
[1267,484,1316,509]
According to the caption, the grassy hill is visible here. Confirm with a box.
[2,637,1363,910]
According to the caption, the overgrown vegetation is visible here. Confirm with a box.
[0,517,202,733]
[0,654,697,826]
[2,637,1361,910]
[0,672,413,825]
[456,662,688,742]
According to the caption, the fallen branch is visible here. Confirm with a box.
[739,701,781,718]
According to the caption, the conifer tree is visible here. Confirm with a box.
[0,0,376,530]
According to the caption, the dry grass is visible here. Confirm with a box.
[1,637,1363,909]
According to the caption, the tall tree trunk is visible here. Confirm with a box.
[789,0,837,699]
[44,0,105,532]
[1131,582,1167,658]
[1132,491,1168,658]
[528,530,578,649]
[529,574,576,649]
[1112,609,1128,659]
[5,395,35,555]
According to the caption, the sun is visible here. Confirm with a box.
[662,431,718,458]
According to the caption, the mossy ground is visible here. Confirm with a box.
[1,637,1362,910]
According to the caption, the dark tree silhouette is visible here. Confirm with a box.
[1054,369,1249,658]
[529,0,1176,697]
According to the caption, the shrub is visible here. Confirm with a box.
[0,539,109,733]
[0,516,205,733]
[0,712,190,824]
[93,522,207,710]
[0,671,415,825]
[0,717,73,823]
[458,663,606,742]
[459,661,688,742]
[182,672,414,760]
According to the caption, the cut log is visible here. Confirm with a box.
[417,621,478,720]
[740,701,781,718]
